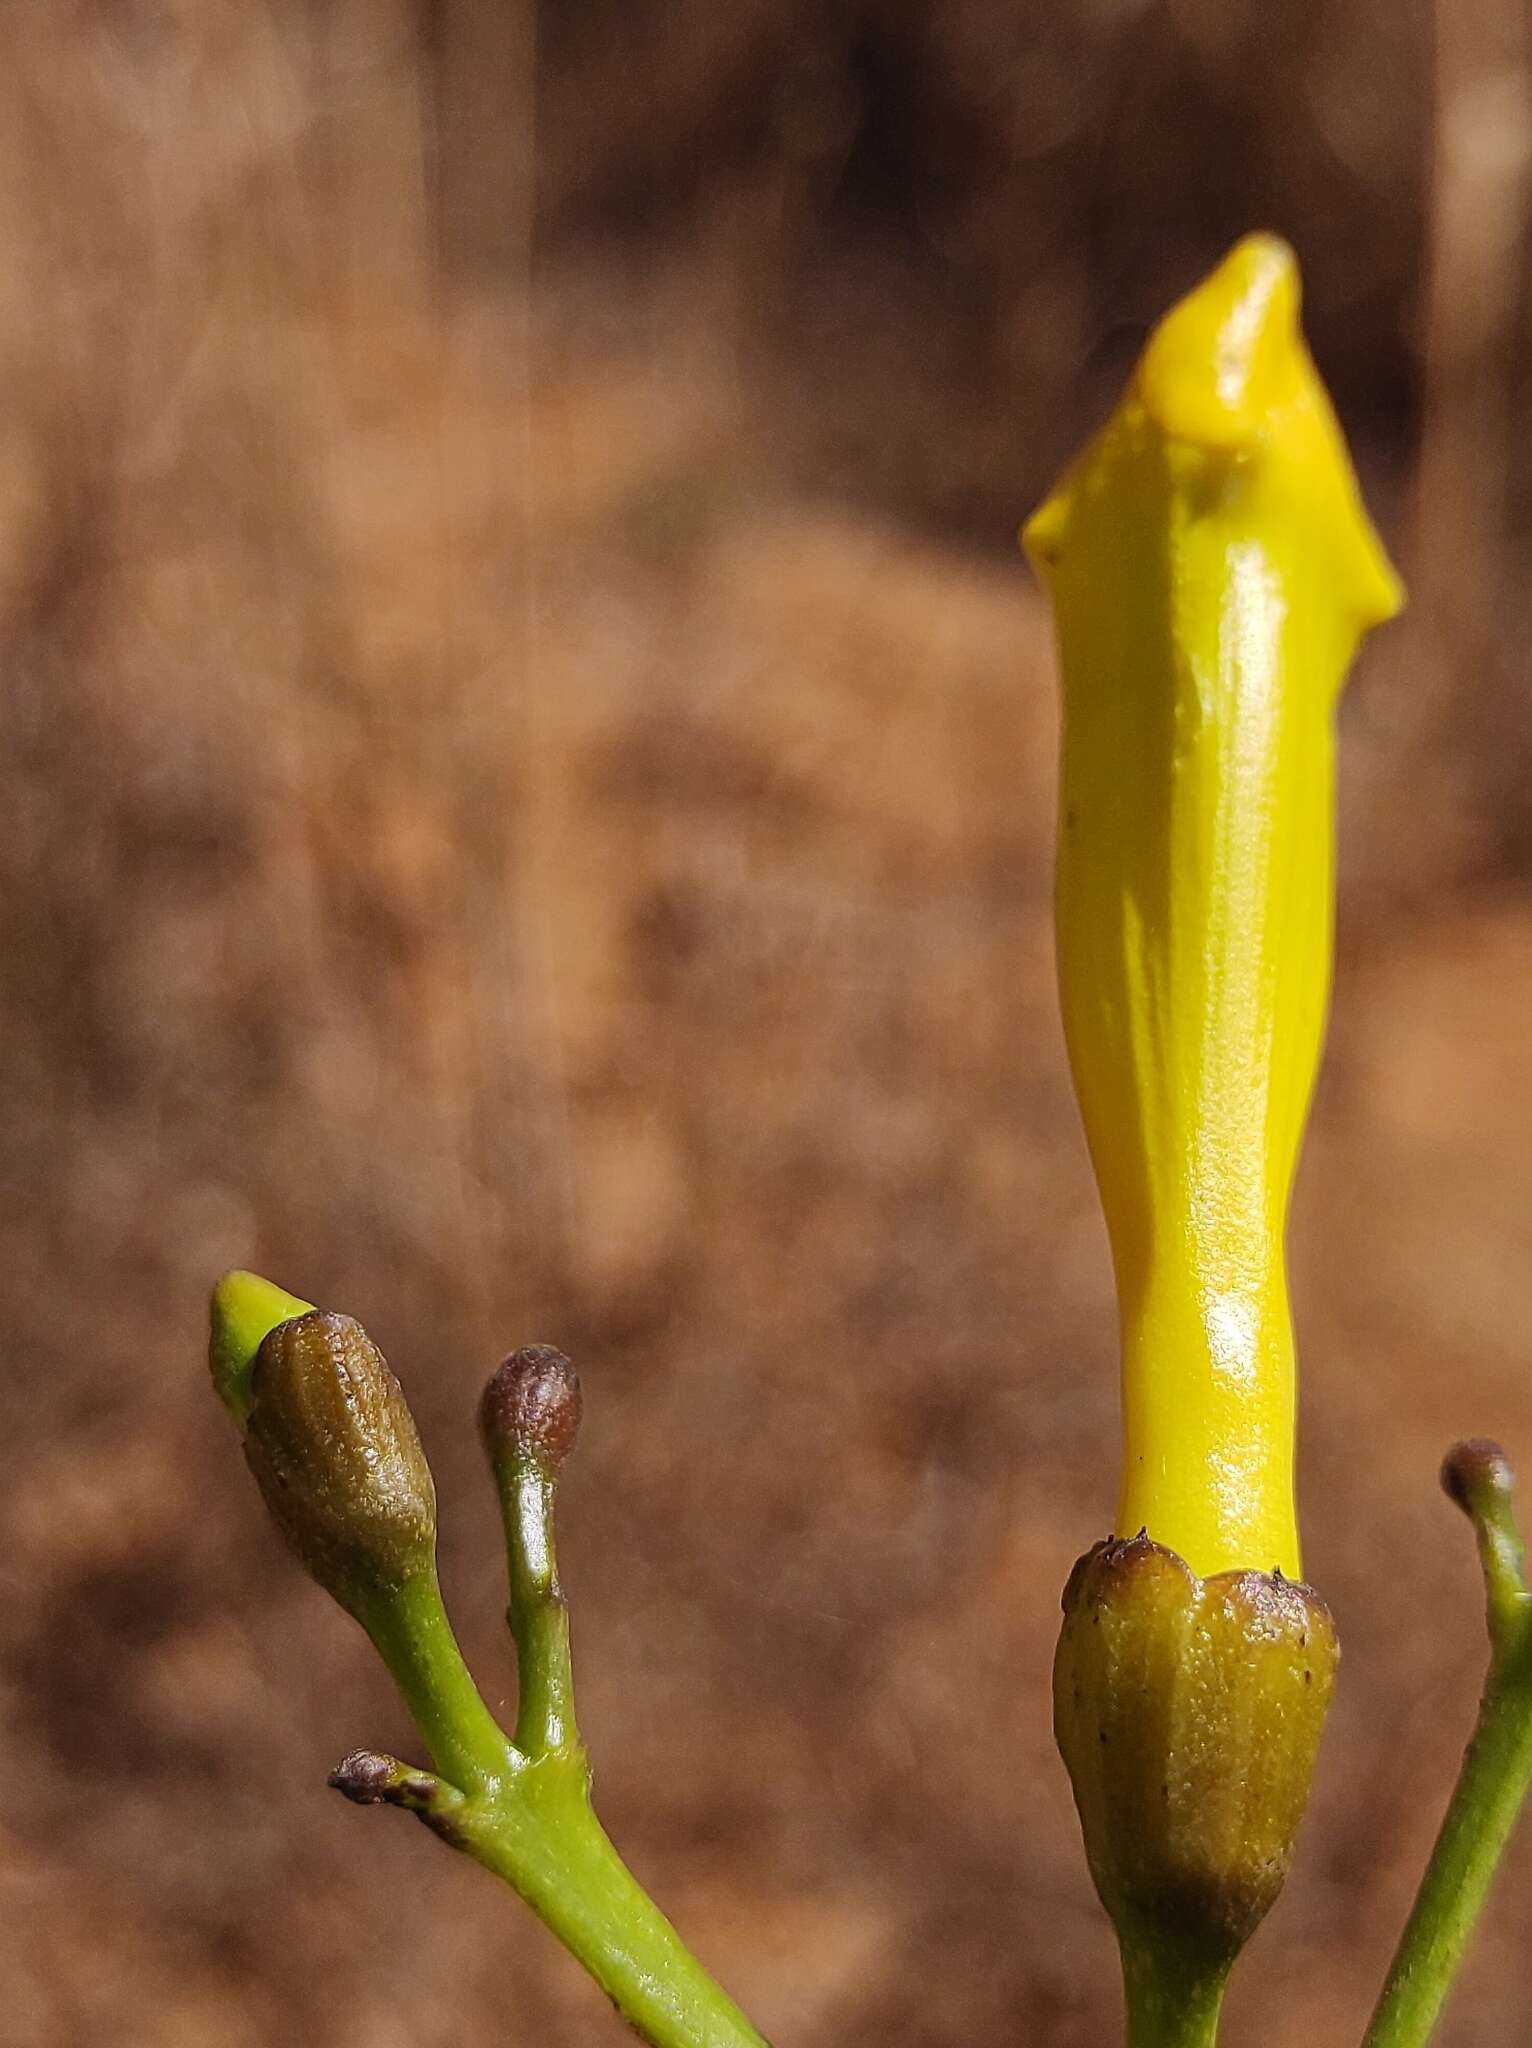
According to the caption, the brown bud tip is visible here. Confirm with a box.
[480,1345,582,1472]
[245,1311,436,1618]
[329,1750,405,1804]
[1442,1439,1514,1520]
[1440,1438,1530,1640]
[328,1750,462,1832]
[1055,1535,1338,1972]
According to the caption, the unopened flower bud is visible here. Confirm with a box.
[244,1310,437,1620]
[1055,1533,1338,1975]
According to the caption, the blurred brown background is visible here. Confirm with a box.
[5,2,1532,2043]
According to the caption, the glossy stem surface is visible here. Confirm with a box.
[455,1757,771,2048]
[363,1571,518,1793]
[1122,1941,1227,2048]
[365,1572,767,2046]
[1364,1660,1532,2048]
[501,1457,578,1756]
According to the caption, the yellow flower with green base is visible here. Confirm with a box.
[1027,234,1400,2045]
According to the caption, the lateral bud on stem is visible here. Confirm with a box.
[328,1749,465,1839]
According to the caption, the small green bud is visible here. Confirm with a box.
[1054,1534,1337,1979]
[209,1269,315,1424]
[243,1310,437,1620]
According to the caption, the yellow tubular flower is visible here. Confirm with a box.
[1023,235,1402,1578]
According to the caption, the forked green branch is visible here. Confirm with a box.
[1363,1441,1532,2048]
[211,1272,769,2048]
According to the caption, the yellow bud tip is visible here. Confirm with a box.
[1021,231,1404,633]
[1137,232,1300,450]
[209,1268,316,1425]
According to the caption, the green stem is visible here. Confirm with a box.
[1121,1940,1227,2048]
[456,1754,771,2048]
[362,1569,518,1793]
[1363,1440,1532,2048]
[1362,1641,1532,2048]
[353,1573,769,2048]
[364,1572,764,2044]
[368,1352,767,2046]
[502,1459,577,1756]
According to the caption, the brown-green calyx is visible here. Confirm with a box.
[1055,1534,1338,2036]
[243,1309,437,1621]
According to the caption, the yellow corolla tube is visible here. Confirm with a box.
[1024,235,1402,1578]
